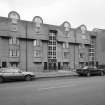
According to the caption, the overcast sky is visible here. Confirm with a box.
[0,0,105,30]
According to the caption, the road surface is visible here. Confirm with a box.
[0,76,105,105]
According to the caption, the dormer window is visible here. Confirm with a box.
[80,25,87,34]
[63,21,71,32]
[33,16,43,33]
[8,11,20,24]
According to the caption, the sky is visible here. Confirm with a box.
[0,0,105,30]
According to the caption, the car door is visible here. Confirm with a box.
[13,69,24,80]
[2,69,14,80]
[91,67,97,75]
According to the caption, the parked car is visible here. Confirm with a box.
[76,66,105,77]
[0,67,35,83]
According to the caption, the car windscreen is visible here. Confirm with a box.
[83,66,88,69]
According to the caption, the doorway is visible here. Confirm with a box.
[2,61,7,68]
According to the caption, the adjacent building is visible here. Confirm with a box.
[0,11,96,72]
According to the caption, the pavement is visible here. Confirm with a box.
[34,70,78,78]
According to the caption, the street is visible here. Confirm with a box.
[0,76,105,105]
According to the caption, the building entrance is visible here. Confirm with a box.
[2,61,7,68]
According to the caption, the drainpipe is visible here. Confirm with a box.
[74,29,76,70]
[26,22,28,72]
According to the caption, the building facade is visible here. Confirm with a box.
[93,29,105,67]
[0,11,93,72]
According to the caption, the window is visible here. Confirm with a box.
[33,16,43,33]
[8,11,20,24]
[89,52,95,56]
[33,40,40,46]
[53,42,56,45]
[53,36,56,40]
[66,43,69,48]
[49,36,52,40]
[64,52,69,58]
[9,49,19,57]
[34,50,40,57]
[63,43,66,48]
[53,52,56,55]
[9,49,13,57]
[48,52,52,55]
[89,49,95,52]
[80,53,84,58]
[53,47,56,50]
[48,41,52,45]
[63,21,71,32]
[63,43,69,48]
[33,40,37,46]
[81,25,87,34]
[48,46,52,50]
[9,37,19,45]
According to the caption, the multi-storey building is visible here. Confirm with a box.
[94,28,105,67]
[0,11,92,72]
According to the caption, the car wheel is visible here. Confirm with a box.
[0,77,4,83]
[25,75,32,81]
[87,72,90,77]
[100,71,104,76]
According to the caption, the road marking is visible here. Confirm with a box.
[38,84,76,91]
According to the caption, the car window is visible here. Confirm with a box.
[93,67,97,69]
[83,66,88,69]
[2,68,20,73]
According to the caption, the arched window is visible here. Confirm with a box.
[8,11,20,24]
[80,25,87,34]
[63,21,71,32]
[32,16,43,33]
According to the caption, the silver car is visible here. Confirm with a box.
[0,68,35,83]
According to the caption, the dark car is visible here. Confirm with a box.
[76,66,105,77]
[0,68,35,83]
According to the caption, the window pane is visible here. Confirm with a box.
[9,38,13,44]
[13,37,16,44]
[63,43,65,48]
[34,50,40,57]
[33,40,40,46]
[9,49,13,57]
[33,40,37,46]
[66,43,69,48]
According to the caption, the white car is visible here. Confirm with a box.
[0,68,35,83]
